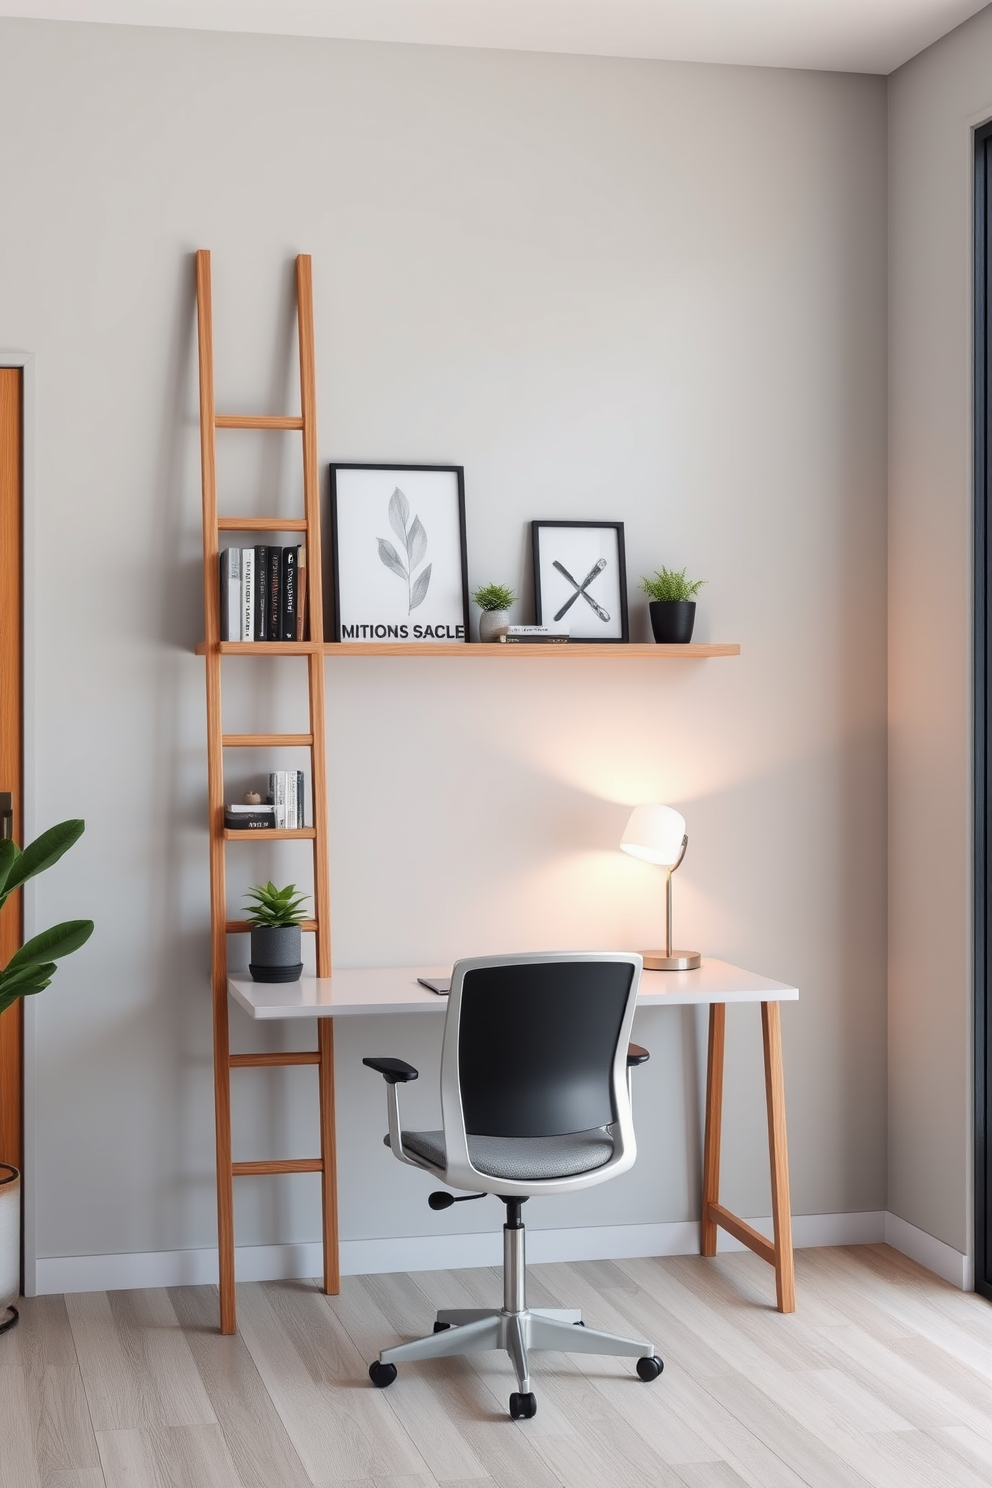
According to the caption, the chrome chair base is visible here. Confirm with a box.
[379,1305,654,1395]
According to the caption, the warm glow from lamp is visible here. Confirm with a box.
[620,804,700,972]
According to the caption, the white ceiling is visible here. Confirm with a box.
[1,0,988,75]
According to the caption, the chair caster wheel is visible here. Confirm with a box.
[433,1321,451,1332]
[509,1391,537,1420]
[636,1355,664,1382]
[369,1361,397,1388]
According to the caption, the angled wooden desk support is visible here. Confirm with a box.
[701,1001,795,1312]
[195,249,337,1334]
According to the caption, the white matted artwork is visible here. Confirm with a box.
[531,521,629,642]
[330,465,470,643]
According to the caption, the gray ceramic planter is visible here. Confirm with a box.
[478,609,510,642]
[249,924,303,983]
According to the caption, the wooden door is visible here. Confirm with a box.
[0,368,23,1172]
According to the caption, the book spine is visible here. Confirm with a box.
[275,771,287,830]
[255,546,270,641]
[224,812,275,830]
[269,546,281,641]
[297,770,305,828]
[241,547,255,642]
[296,543,307,641]
[219,548,241,642]
[287,770,297,832]
[281,546,299,640]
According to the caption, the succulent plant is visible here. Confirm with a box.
[243,881,310,928]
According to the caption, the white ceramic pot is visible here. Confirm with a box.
[478,609,509,642]
[0,1164,19,1326]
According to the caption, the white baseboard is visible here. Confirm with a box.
[33,1208,954,1296]
[883,1211,974,1290]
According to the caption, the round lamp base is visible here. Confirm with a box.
[642,949,701,971]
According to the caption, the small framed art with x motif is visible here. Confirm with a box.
[531,521,629,642]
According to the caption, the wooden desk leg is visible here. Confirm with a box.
[701,1003,726,1258]
[761,1001,796,1314]
[318,1019,341,1295]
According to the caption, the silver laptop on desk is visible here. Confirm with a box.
[417,976,450,995]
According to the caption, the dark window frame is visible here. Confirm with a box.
[974,119,992,1300]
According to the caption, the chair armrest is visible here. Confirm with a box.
[626,1043,650,1066]
[363,1057,419,1084]
[363,1058,426,1172]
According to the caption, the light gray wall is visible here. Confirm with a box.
[0,18,888,1268]
[887,5,992,1259]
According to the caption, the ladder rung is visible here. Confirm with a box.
[223,827,316,840]
[196,641,320,656]
[226,918,318,933]
[230,1051,320,1068]
[215,415,304,430]
[223,733,313,747]
[217,516,308,531]
[232,1158,323,1176]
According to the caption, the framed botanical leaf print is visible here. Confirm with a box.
[330,465,470,643]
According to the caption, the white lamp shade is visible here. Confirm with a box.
[620,804,687,867]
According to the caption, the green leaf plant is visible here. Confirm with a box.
[640,567,706,603]
[243,881,310,928]
[0,820,94,1018]
[471,583,517,612]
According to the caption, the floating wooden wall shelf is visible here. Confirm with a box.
[196,640,740,659]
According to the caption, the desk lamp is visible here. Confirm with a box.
[620,804,701,971]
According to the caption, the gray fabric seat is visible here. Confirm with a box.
[397,1127,615,1181]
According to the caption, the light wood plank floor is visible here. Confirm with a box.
[3,1245,992,1488]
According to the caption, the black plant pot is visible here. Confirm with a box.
[249,924,303,983]
[649,600,696,644]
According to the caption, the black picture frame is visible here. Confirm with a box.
[531,521,629,642]
[330,464,470,644]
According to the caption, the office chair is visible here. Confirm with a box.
[363,951,664,1420]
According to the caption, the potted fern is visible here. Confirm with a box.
[0,819,94,1334]
[471,582,516,642]
[640,567,706,643]
[245,881,309,983]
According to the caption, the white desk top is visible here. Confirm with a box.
[228,958,798,1021]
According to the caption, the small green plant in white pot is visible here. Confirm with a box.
[640,567,706,643]
[245,881,309,983]
[0,819,94,1334]
[472,582,516,642]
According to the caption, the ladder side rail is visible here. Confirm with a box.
[195,249,238,1334]
[296,254,340,1292]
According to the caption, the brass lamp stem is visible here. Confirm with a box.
[642,834,701,972]
[665,870,673,958]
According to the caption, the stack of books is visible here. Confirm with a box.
[220,545,307,642]
[223,771,306,831]
[495,625,570,645]
[267,770,305,829]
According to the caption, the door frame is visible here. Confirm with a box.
[0,352,36,1296]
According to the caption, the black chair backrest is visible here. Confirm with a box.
[457,959,635,1138]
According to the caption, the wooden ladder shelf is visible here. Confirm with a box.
[195,249,337,1334]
